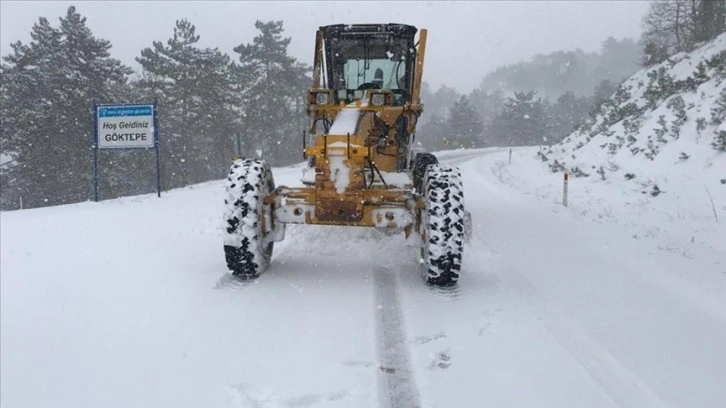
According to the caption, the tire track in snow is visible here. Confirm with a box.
[501,265,670,408]
[373,267,421,408]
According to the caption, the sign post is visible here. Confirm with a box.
[93,102,160,201]
[93,101,99,202]
[154,100,161,198]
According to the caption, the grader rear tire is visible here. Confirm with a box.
[413,152,438,193]
[222,159,275,279]
[421,164,465,286]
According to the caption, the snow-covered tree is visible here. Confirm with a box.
[489,91,550,147]
[549,92,592,142]
[468,88,505,129]
[233,20,309,166]
[136,19,239,189]
[417,83,463,150]
[415,112,449,151]
[448,95,484,148]
[592,79,617,111]
[1,6,132,209]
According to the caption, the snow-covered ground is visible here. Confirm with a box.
[2,147,724,408]
[544,34,726,248]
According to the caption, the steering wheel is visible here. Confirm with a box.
[357,82,381,91]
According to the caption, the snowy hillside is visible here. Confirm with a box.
[546,33,725,166]
[2,148,725,408]
[534,34,726,277]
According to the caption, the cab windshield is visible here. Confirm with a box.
[332,38,409,90]
[324,28,416,105]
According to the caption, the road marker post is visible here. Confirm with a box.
[563,171,569,207]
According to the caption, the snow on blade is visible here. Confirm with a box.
[328,108,360,135]
[375,171,412,187]
[327,141,363,148]
[328,156,350,194]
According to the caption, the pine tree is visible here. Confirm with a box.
[592,79,618,114]
[233,20,309,165]
[136,19,240,189]
[641,40,670,66]
[549,92,591,142]
[423,85,460,122]
[448,95,484,148]
[468,88,505,130]
[1,6,132,209]
[416,112,448,150]
[417,83,462,150]
[489,91,549,147]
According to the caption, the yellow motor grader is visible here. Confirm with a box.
[223,24,470,286]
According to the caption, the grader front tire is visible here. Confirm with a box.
[222,159,275,279]
[421,164,465,287]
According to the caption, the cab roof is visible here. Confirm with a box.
[320,24,418,39]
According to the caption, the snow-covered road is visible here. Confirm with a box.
[2,148,724,407]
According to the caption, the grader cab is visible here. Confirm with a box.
[222,24,470,286]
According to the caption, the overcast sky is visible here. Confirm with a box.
[1,1,650,93]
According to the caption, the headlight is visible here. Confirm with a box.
[315,92,329,105]
[371,93,386,106]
